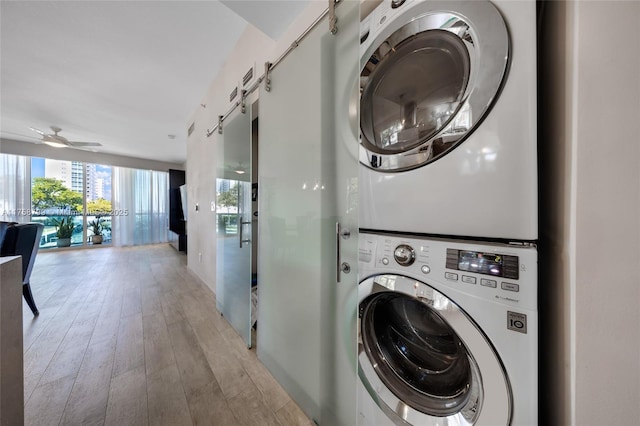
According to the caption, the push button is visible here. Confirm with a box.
[444,272,458,281]
[421,265,431,274]
[462,275,476,284]
[501,282,520,292]
[481,278,497,288]
[381,257,389,265]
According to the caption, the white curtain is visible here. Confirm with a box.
[112,166,169,246]
[0,153,31,223]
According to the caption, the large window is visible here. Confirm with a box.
[30,158,112,249]
[2,153,167,248]
[86,163,113,245]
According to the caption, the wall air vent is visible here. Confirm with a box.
[187,122,195,136]
[243,66,254,87]
[229,86,238,103]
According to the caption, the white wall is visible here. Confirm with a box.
[572,2,640,423]
[540,1,640,424]
[186,2,327,291]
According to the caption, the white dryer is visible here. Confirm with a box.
[357,231,537,425]
[359,0,537,241]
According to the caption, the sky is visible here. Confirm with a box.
[32,157,44,178]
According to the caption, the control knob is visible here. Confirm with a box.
[394,244,415,266]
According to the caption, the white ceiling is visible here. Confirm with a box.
[0,1,309,164]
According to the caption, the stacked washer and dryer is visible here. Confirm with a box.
[356,0,537,425]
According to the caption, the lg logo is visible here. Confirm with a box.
[507,311,527,334]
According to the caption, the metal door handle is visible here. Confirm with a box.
[237,184,252,248]
[239,221,252,248]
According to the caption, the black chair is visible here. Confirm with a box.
[0,223,44,315]
[0,221,16,247]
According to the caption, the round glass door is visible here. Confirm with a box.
[359,2,509,171]
[357,274,512,425]
[361,30,471,155]
[360,291,478,416]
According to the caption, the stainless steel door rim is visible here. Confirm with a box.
[360,1,509,171]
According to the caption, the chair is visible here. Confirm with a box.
[0,221,17,247]
[0,223,44,315]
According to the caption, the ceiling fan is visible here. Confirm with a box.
[29,126,102,149]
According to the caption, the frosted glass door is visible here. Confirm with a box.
[216,106,253,348]
[258,2,359,425]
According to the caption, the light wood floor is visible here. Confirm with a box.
[23,244,312,426]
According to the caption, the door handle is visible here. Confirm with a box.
[237,184,251,248]
[239,221,252,248]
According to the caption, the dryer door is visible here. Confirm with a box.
[360,1,509,171]
[358,274,511,425]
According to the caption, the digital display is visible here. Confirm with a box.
[446,249,519,279]
[458,251,504,277]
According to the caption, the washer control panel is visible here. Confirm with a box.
[360,232,537,310]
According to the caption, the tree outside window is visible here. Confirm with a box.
[32,177,83,213]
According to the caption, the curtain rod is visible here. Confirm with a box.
[206,2,337,137]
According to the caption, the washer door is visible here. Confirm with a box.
[358,274,511,425]
[360,1,509,171]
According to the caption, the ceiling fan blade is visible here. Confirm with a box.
[29,127,46,136]
[68,141,102,147]
[0,130,41,143]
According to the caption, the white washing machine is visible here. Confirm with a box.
[359,0,537,241]
[357,231,537,425]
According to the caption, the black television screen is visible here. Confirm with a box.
[169,188,185,235]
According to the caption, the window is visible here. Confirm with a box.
[30,158,112,248]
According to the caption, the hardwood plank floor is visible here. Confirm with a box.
[23,244,311,426]
[60,338,116,426]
